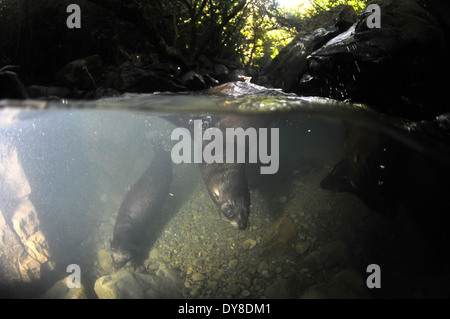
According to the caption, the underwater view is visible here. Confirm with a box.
[1,86,450,299]
[1,0,450,301]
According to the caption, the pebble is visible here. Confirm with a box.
[258,261,268,274]
[213,269,225,280]
[149,247,160,260]
[228,259,238,269]
[192,272,206,281]
[295,241,310,255]
[241,238,257,250]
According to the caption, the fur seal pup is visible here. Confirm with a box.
[165,111,272,230]
[199,161,250,229]
[163,81,282,229]
[110,149,172,267]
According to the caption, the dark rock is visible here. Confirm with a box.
[181,71,207,91]
[202,74,220,87]
[213,64,231,83]
[0,66,29,99]
[301,240,352,271]
[296,0,450,119]
[258,215,297,258]
[0,142,54,286]
[264,276,302,299]
[301,268,371,299]
[252,5,357,91]
[55,55,103,91]
[94,268,183,299]
[113,61,186,93]
[27,85,72,99]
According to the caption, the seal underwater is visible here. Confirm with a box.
[162,81,282,229]
[110,148,173,268]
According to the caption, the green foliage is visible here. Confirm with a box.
[306,0,367,16]
[238,0,296,67]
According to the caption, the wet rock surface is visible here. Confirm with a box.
[41,276,87,299]
[299,0,450,118]
[255,0,450,119]
[94,268,183,299]
[252,5,358,92]
[0,142,54,286]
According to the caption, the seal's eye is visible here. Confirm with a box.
[223,208,234,219]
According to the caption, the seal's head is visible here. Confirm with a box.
[217,199,250,230]
[110,246,132,268]
[203,163,250,230]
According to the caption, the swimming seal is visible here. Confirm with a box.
[110,149,172,267]
[164,112,271,230]
[162,81,280,229]
[200,161,250,229]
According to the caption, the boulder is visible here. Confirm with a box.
[181,71,207,91]
[252,5,357,91]
[55,55,103,91]
[0,142,54,285]
[301,240,352,271]
[41,276,88,299]
[112,61,186,93]
[98,249,114,273]
[301,268,371,299]
[94,268,183,299]
[0,66,29,99]
[296,0,450,118]
[264,277,301,299]
[258,215,297,258]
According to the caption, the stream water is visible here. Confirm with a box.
[1,90,449,298]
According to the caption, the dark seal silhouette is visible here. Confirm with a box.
[110,149,172,267]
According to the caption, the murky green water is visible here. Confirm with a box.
[1,92,449,298]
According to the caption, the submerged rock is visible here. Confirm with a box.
[41,276,87,299]
[301,240,352,271]
[301,268,371,299]
[94,268,183,299]
[0,142,54,285]
[258,215,297,258]
[97,249,114,273]
[264,277,302,299]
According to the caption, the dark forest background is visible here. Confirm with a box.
[0,0,366,86]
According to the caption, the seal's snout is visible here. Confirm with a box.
[110,248,131,268]
[225,206,248,230]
